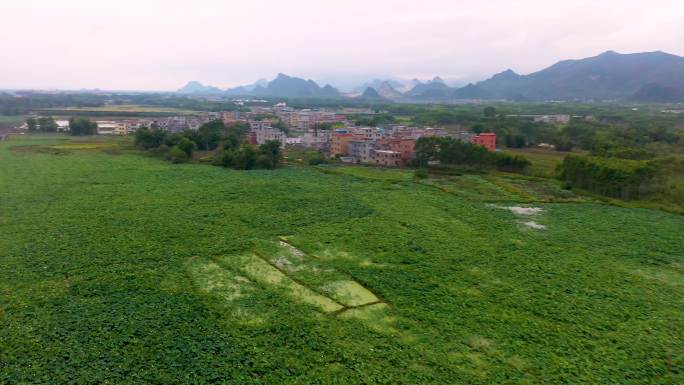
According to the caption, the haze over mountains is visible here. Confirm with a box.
[178,51,684,102]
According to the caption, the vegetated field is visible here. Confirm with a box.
[34,105,199,118]
[37,104,197,114]
[1,135,683,384]
[0,115,26,129]
[504,147,576,177]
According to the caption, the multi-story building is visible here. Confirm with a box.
[96,121,117,135]
[249,119,276,130]
[373,150,402,167]
[252,127,286,147]
[348,139,376,163]
[375,138,416,165]
[301,129,332,149]
[222,110,243,123]
[352,127,386,140]
[330,133,355,156]
[114,122,128,135]
[471,132,497,152]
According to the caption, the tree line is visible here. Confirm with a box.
[26,116,98,135]
[135,120,282,169]
[414,136,531,172]
[557,155,666,200]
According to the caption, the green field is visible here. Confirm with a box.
[1,135,683,384]
[37,104,197,114]
[504,148,578,177]
[0,115,27,129]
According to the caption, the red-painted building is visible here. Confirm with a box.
[377,138,416,165]
[247,132,258,146]
[471,133,497,152]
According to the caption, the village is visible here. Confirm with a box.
[29,103,498,167]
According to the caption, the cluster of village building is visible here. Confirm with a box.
[37,103,497,167]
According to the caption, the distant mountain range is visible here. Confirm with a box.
[178,51,684,102]
[179,74,341,98]
[444,51,684,102]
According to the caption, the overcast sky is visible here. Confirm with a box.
[1,0,683,91]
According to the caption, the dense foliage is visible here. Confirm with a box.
[68,118,98,136]
[557,155,662,199]
[415,136,530,172]
[26,116,58,132]
[134,120,283,169]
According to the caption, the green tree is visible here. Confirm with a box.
[223,122,249,150]
[483,106,497,118]
[258,140,282,169]
[197,120,224,150]
[26,118,37,132]
[37,116,58,132]
[232,145,258,170]
[134,127,167,149]
[167,146,189,163]
[68,118,97,136]
[217,148,235,167]
[177,137,197,158]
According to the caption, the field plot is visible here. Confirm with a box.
[37,104,197,114]
[1,135,683,384]
[504,148,578,177]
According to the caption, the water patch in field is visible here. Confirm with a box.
[507,206,542,215]
[489,205,547,230]
[320,280,379,307]
[522,221,546,230]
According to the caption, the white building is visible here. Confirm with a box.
[55,120,70,132]
[252,127,286,147]
[301,130,332,148]
[96,121,117,135]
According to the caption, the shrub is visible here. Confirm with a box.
[149,144,170,157]
[177,137,197,157]
[495,153,531,172]
[216,149,235,167]
[307,153,328,165]
[233,145,258,170]
[135,127,167,149]
[257,154,274,169]
[167,146,189,164]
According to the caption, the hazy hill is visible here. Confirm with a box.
[353,79,404,94]
[178,51,684,101]
[631,83,684,103]
[405,78,451,99]
[178,75,340,98]
[376,81,403,99]
[250,74,342,98]
[359,87,383,100]
[455,51,684,101]
[177,81,223,95]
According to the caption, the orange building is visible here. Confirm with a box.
[377,138,416,165]
[471,133,497,152]
[373,150,402,167]
[330,133,355,156]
